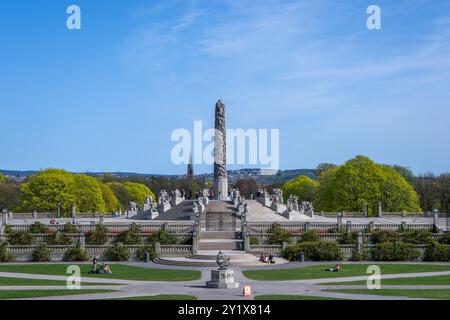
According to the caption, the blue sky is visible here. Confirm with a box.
[0,0,449,175]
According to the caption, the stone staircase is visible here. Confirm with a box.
[198,231,243,251]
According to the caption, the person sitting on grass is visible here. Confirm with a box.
[324,264,342,272]
[259,253,265,263]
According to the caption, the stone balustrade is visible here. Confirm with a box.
[6,244,193,262]
[247,222,434,233]
[6,221,194,233]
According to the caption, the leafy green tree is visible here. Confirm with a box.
[388,165,415,186]
[107,182,129,209]
[282,175,318,203]
[379,166,420,212]
[317,156,420,215]
[19,169,77,214]
[0,179,21,211]
[315,163,338,177]
[107,182,155,208]
[123,182,155,205]
[73,174,106,213]
[315,166,339,211]
[96,181,121,212]
[19,169,109,215]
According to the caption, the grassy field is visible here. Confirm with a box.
[107,294,197,300]
[0,289,117,299]
[0,276,119,286]
[324,274,450,285]
[324,289,450,299]
[242,264,450,281]
[0,264,201,281]
[254,294,343,300]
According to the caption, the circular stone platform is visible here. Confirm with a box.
[154,250,289,267]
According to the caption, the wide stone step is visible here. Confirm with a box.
[198,240,243,251]
[200,231,241,239]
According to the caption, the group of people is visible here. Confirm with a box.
[89,256,112,274]
[259,253,275,264]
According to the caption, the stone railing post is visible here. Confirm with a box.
[79,231,85,248]
[357,232,363,254]
[304,222,310,231]
[433,209,439,232]
[337,212,343,229]
[244,231,250,252]
[400,221,407,231]
[192,231,198,255]
[282,241,288,251]
[99,214,104,225]
[363,203,368,218]
[32,211,38,219]
[155,242,161,256]
[368,221,374,232]
[346,220,352,232]
[72,204,77,219]
[378,202,383,217]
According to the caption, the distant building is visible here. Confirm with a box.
[186,154,194,179]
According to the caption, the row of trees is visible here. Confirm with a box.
[0,170,156,215]
[282,156,421,215]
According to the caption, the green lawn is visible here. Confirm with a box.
[243,264,450,281]
[0,276,119,286]
[325,274,450,286]
[0,289,117,300]
[254,294,343,300]
[324,289,450,300]
[107,294,197,300]
[0,264,201,281]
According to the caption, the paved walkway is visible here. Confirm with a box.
[2,262,450,300]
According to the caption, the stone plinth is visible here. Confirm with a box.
[214,177,228,200]
[206,269,239,289]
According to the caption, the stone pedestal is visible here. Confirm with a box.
[214,177,228,200]
[148,210,159,220]
[206,269,239,289]
[158,202,171,214]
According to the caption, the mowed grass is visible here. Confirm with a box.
[107,294,197,300]
[0,264,201,281]
[0,277,119,286]
[254,294,343,300]
[242,264,450,281]
[325,274,450,286]
[324,289,450,300]
[0,289,117,300]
